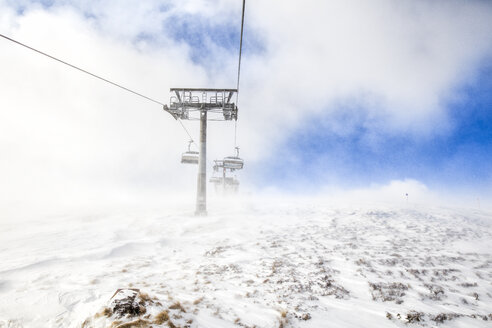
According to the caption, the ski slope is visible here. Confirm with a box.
[1,199,491,327]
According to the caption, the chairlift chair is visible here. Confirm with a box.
[222,147,244,170]
[181,140,199,164]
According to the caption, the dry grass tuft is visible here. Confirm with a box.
[154,310,170,324]
[95,307,113,318]
[114,319,150,328]
[109,320,122,328]
[81,318,91,328]
[406,311,424,323]
[102,307,113,317]
[169,301,186,313]
[139,292,152,303]
[138,306,147,315]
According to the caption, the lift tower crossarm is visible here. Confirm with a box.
[168,88,238,121]
[170,88,237,92]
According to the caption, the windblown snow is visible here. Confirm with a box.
[1,199,491,327]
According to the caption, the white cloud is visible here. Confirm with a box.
[242,0,492,140]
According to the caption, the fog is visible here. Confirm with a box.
[1,0,492,218]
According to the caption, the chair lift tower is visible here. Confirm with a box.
[164,88,238,215]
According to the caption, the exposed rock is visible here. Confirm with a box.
[110,289,142,318]
[82,289,193,328]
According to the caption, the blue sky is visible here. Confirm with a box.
[251,62,492,192]
[164,15,239,64]
[161,9,264,68]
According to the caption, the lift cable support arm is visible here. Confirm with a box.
[167,88,238,121]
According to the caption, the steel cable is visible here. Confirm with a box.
[234,0,246,149]
[0,32,196,144]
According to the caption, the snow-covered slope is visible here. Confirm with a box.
[1,199,491,327]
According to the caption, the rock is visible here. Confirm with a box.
[110,289,142,318]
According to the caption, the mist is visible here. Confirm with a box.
[1,0,492,218]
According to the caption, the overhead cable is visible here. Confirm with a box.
[0,33,165,106]
[0,32,196,143]
[236,0,246,96]
[178,119,196,144]
[234,0,246,148]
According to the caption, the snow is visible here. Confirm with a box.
[0,198,491,327]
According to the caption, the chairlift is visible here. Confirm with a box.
[209,176,221,184]
[209,176,240,194]
[181,140,199,164]
[223,147,244,170]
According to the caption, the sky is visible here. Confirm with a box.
[1,0,492,212]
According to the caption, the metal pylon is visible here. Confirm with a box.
[164,88,238,216]
[195,108,207,215]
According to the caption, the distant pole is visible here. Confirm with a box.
[222,167,226,195]
[196,108,207,215]
[406,193,409,203]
